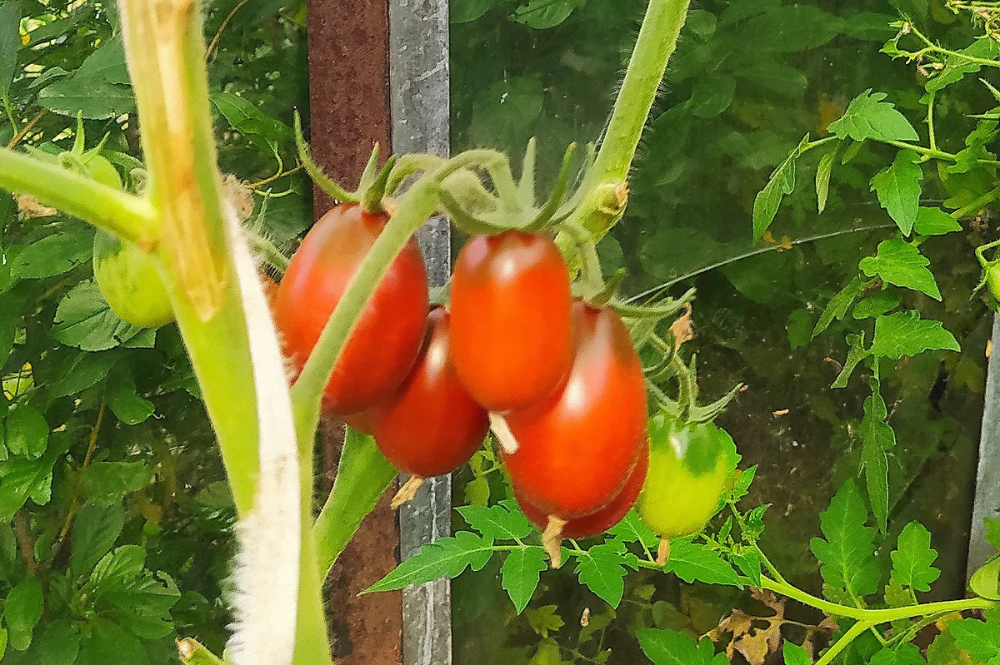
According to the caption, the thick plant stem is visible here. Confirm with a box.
[816,621,873,665]
[576,0,692,242]
[0,149,158,243]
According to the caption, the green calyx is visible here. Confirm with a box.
[293,110,397,214]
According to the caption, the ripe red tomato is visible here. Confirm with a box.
[517,436,648,538]
[450,230,573,412]
[275,204,429,415]
[372,308,489,477]
[503,302,647,518]
[342,410,376,435]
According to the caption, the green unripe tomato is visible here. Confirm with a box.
[93,231,174,328]
[637,412,736,539]
[987,264,1000,304]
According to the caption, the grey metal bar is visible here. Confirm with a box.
[388,0,452,663]
[969,315,1000,579]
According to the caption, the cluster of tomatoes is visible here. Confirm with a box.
[272,203,651,543]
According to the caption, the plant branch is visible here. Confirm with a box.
[205,0,250,61]
[6,109,46,149]
[0,148,159,244]
[13,511,37,576]
[816,621,873,665]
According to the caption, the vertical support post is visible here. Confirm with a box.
[969,315,1000,578]
[389,0,452,663]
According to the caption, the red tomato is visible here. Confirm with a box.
[503,302,647,518]
[275,204,429,414]
[450,230,573,412]
[372,308,489,477]
[342,410,376,435]
[517,436,648,538]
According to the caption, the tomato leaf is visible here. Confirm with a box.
[827,90,919,142]
[870,311,961,359]
[860,377,894,533]
[82,462,155,506]
[501,547,547,614]
[949,618,1000,662]
[363,532,495,593]
[3,576,43,651]
[457,501,533,541]
[71,501,125,578]
[925,38,1000,93]
[0,434,70,521]
[859,239,942,301]
[9,227,95,279]
[636,628,728,665]
[52,281,150,351]
[831,332,871,389]
[869,643,925,665]
[812,276,865,338]
[106,364,154,425]
[809,480,879,598]
[890,522,941,593]
[871,150,922,236]
[4,405,48,460]
[782,641,812,665]
[575,542,628,608]
[607,510,659,549]
[752,135,808,242]
[853,291,901,320]
[913,207,961,236]
[0,1,20,99]
[664,539,743,588]
[816,146,838,213]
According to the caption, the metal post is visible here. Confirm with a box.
[388,0,452,663]
[969,315,1000,578]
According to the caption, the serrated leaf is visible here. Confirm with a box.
[832,332,872,389]
[576,543,628,608]
[76,620,149,665]
[729,465,757,503]
[525,605,564,637]
[457,502,533,541]
[816,147,837,213]
[85,546,179,639]
[860,379,894,533]
[859,239,941,301]
[926,38,1000,93]
[501,547,547,614]
[52,281,150,351]
[828,90,919,142]
[809,480,879,597]
[8,227,94,279]
[854,291,901,319]
[813,277,865,338]
[871,150,922,235]
[664,539,743,588]
[636,628,726,665]
[607,510,658,549]
[0,436,70,521]
[783,641,812,665]
[51,351,119,398]
[914,208,961,236]
[732,549,762,587]
[869,643,926,665]
[891,522,940,593]
[4,405,48,460]
[949,618,1000,662]
[211,92,293,150]
[871,311,960,359]
[753,135,808,242]
[364,532,495,593]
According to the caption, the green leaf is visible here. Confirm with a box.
[608,510,659,549]
[664,539,743,588]
[733,61,808,98]
[106,365,154,425]
[73,37,129,85]
[511,0,579,29]
[576,542,628,608]
[210,92,293,149]
[753,135,808,242]
[4,576,43,651]
[0,436,70,521]
[947,117,998,175]
[0,628,6,661]
[636,628,726,665]
[890,522,941,593]
[926,38,1000,93]
[859,379,895,533]
[38,75,134,120]
[364,532,495,593]
[525,604,564,637]
[4,405,48,460]
[816,147,837,213]
[0,1,21,99]
[870,150,923,235]
[827,90,920,142]
[501,547,547,614]
[813,277,865,338]
[913,208,961,236]
[732,549,762,587]
[869,643,926,665]
[729,465,757,503]
[8,227,94,279]
[689,75,736,119]
[859,239,941,301]
[457,501,533,541]
[871,311,961,359]
[787,309,813,350]
[76,620,149,665]
[71,501,125,577]
[86,546,179,639]
[949,618,1000,662]
[970,556,1000,601]
[809,480,879,597]
[52,281,150,351]
[83,461,155,505]
[740,6,841,53]
[470,76,544,150]
[451,0,504,23]
[854,291,901,319]
[51,351,119,398]
[33,620,81,665]
[832,333,872,389]
[783,641,812,665]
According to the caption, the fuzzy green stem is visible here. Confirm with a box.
[314,428,397,578]
[0,148,159,243]
[577,0,691,241]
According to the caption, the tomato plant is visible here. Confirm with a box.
[450,230,574,413]
[503,302,647,519]
[92,230,175,328]
[275,203,429,415]
[372,308,489,478]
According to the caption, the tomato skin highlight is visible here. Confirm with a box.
[517,436,648,539]
[274,204,429,415]
[503,302,647,519]
[637,414,734,540]
[450,230,574,412]
[93,231,175,329]
[372,308,489,477]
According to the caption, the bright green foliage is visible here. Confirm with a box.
[635,628,728,665]
[870,150,922,236]
[809,481,879,598]
[890,522,941,593]
[827,90,919,143]
[858,239,941,301]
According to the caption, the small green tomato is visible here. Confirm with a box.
[93,231,174,328]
